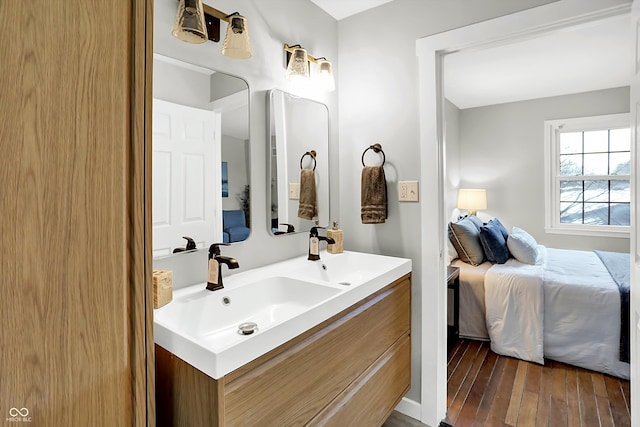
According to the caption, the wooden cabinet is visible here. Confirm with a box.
[156,274,411,426]
[0,1,153,425]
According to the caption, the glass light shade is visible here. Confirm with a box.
[221,15,252,59]
[172,0,208,44]
[286,47,310,81]
[316,59,335,92]
[457,189,487,215]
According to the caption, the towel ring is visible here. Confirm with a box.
[300,150,317,171]
[361,143,385,167]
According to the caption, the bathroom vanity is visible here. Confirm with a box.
[154,251,411,426]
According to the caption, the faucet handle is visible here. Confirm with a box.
[280,223,295,233]
[209,242,230,257]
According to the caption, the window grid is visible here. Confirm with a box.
[557,128,630,227]
[545,114,630,237]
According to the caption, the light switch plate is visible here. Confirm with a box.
[289,183,300,199]
[399,181,419,202]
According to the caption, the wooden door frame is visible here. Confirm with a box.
[132,0,155,425]
[416,1,632,425]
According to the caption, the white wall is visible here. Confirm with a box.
[337,0,558,406]
[153,0,338,281]
[445,99,462,217]
[456,87,630,253]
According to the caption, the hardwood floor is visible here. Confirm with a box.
[445,339,631,427]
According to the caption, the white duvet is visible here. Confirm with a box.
[484,245,629,379]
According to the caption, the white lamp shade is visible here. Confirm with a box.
[316,59,335,92]
[457,189,487,211]
[222,15,252,59]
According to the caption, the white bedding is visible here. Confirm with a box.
[455,246,629,379]
[485,251,545,364]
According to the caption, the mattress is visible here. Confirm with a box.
[452,247,630,379]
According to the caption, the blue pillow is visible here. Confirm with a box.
[487,218,509,240]
[465,214,484,230]
[479,221,510,264]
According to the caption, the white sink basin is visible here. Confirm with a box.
[156,277,341,349]
[291,250,407,286]
[154,251,411,379]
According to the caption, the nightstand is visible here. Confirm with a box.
[447,265,460,351]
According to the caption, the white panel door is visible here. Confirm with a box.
[152,99,220,257]
[631,2,640,423]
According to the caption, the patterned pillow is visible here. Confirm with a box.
[448,217,485,266]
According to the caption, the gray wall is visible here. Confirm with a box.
[153,59,211,108]
[337,0,558,404]
[221,135,248,211]
[456,87,630,253]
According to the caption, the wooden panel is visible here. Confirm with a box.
[0,0,152,425]
[155,345,223,427]
[223,277,411,426]
[309,335,411,426]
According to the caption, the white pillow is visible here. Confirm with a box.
[507,226,539,265]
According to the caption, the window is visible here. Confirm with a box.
[544,113,630,238]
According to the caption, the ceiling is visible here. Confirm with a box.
[309,2,630,110]
[444,14,632,109]
[309,0,393,20]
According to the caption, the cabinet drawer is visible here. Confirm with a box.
[309,334,411,426]
[223,277,411,426]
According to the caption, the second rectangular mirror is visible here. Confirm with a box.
[268,89,330,236]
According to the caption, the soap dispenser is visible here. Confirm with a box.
[326,221,343,254]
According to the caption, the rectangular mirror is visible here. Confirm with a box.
[153,54,250,258]
[267,89,330,236]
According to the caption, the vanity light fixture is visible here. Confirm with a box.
[283,44,335,92]
[316,58,335,92]
[284,44,310,81]
[457,188,487,216]
[172,0,252,59]
[172,0,208,44]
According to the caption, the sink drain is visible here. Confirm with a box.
[238,322,258,335]
[338,281,351,286]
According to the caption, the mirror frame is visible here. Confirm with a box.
[152,53,251,259]
[266,89,331,237]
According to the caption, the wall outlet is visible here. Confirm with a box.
[289,183,300,200]
[399,181,419,202]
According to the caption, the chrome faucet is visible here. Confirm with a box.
[308,226,335,261]
[206,243,239,291]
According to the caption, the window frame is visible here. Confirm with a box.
[544,113,631,238]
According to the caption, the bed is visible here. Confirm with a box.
[452,245,630,379]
